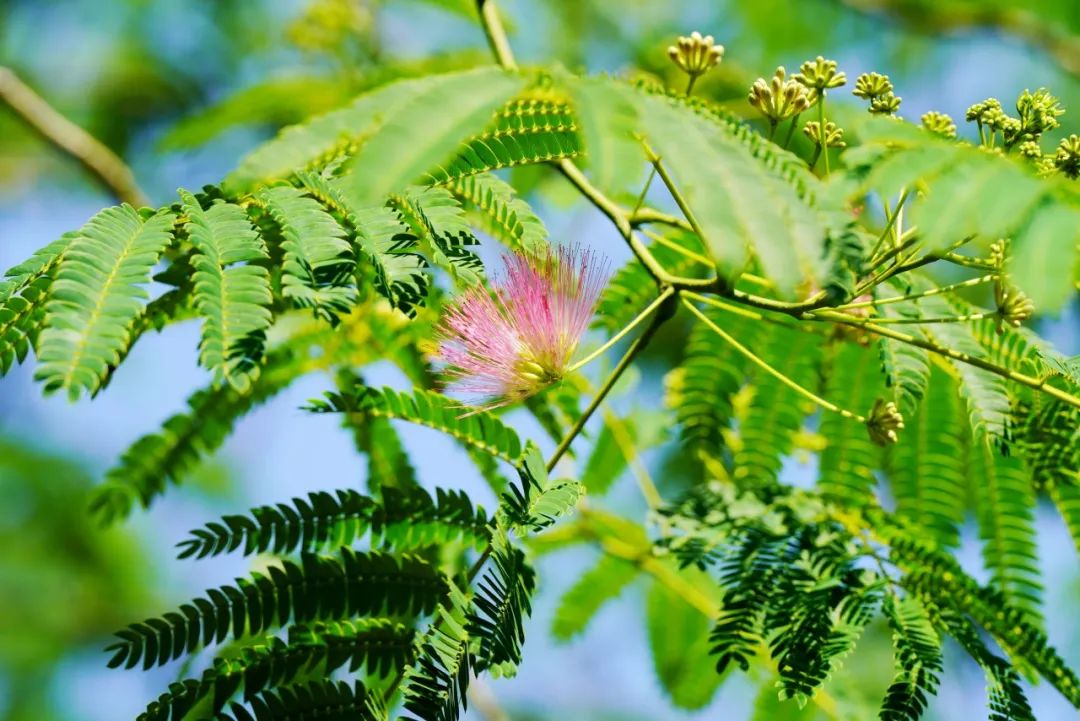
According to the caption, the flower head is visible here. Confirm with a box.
[867,398,904,446]
[803,120,846,149]
[436,245,608,412]
[853,72,892,100]
[667,31,724,78]
[921,111,957,138]
[748,66,812,125]
[794,56,846,91]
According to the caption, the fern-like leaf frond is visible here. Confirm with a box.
[306,385,524,466]
[180,190,272,390]
[216,680,373,721]
[818,342,886,505]
[0,233,73,374]
[469,545,536,670]
[257,186,355,321]
[176,486,491,559]
[297,171,429,316]
[139,620,411,721]
[446,172,548,256]
[35,205,176,399]
[106,550,445,670]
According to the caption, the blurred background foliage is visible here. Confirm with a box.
[1,0,1078,719]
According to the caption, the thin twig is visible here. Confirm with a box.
[569,286,674,372]
[549,296,673,469]
[476,0,517,70]
[0,66,149,206]
[811,308,1080,411]
[683,295,868,423]
[468,676,510,721]
[836,274,996,310]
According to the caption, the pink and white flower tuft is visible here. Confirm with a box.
[436,244,609,412]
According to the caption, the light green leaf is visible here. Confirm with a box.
[1011,202,1080,312]
[564,74,643,195]
[336,67,525,206]
[646,575,725,710]
[35,205,175,399]
[627,90,827,294]
[179,190,272,391]
[551,553,638,641]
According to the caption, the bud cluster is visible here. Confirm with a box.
[794,56,847,93]
[920,111,957,138]
[995,284,1035,332]
[1054,134,1080,179]
[966,89,1066,162]
[867,398,904,446]
[803,120,846,148]
[748,67,812,125]
[853,72,901,116]
[667,31,724,88]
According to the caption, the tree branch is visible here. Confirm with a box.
[0,66,149,207]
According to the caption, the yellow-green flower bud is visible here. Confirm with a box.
[1018,140,1043,160]
[853,72,892,100]
[995,284,1035,332]
[667,31,724,78]
[869,92,901,116]
[921,111,957,138]
[794,56,847,91]
[803,120,846,148]
[748,67,811,124]
[867,398,904,446]
[1054,134,1080,179]
[1016,88,1064,137]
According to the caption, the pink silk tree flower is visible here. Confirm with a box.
[436,244,609,412]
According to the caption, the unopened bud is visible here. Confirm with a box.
[867,398,904,446]
[668,31,724,78]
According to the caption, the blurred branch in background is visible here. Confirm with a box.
[836,0,1080,77]
[468,677,510,721]
[0,66,148,206]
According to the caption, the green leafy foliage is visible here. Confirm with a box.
[879,594,942,721]
[502,444,582,533]
[8,10,1080,721]
[139,620,412,721]
[216,680,374,721]
[646,575,724,709]
[817,342,886,505]
[34,205,176,399]
[619,84,828,293]
[469,545,536,670]
[447,172,548,256]
[732,324,821,486]
[970,441,1043,623]
[298,171,430,317]
[180,189,273,390]
[401,584,473,721]
[0,233,72,374]
[844,114,1080,311]
[257,185,356,321]
[106,549,445,670]
[175,486,491,559]
[551,554,638,641]
[306,384,524,466]
[335,67,525,206]
[425,93,583,186]
[886,368,968,549]
[667,307,763,461]
[389,186,484,287]
[594,231,704,334]
[877,303,932,418]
